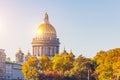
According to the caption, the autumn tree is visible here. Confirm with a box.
[69,55,96,80]
[39,55,52,71]
[94,48,120,80]
[52,53,74,73]
[22,56,39,80]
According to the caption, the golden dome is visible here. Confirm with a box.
[36,13,56,36]
[37,23,56,34]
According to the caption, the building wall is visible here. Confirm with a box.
[32,39,60,58]
[5,62,12,80]
[0,49,6,80]
[0,49,24,80]
[5,62,24,80]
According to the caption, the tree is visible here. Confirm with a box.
[70,55,95,80]
[40,55,52,71]
[22,56,39,80]
[52,54,65,72]
[52,53,74,73]
[94,48,120,80]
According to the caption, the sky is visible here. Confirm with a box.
[0,0,120,61]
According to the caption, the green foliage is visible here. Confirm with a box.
[52,53,74,73]
[69,55,96,80]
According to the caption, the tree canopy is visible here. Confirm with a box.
[94,48,120,80]
[22,48,120,80]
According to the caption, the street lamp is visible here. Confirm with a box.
[88,69,89,80]
[37,63,41,73]
[117,70,119,80]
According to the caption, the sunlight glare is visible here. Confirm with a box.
[35,29,43,37]
[37,29,42,35]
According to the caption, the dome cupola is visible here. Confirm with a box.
[32,13,60,58]
[35,13,56,39]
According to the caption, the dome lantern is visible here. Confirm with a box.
[44,12,49,23]
[35,13,56,39]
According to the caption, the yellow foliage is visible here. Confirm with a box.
[40,55,52,71]
[22,56,39,80]
[52,54,74,73]
[94,48,120,80]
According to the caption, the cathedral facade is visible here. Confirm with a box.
[32,13,60,58]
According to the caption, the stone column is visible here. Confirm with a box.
[45,46,47,55]
[38,46,40,57]
[48,47,50,56]
[46,47,48,56]
[33,47,34,56]
[43,46,45,55]
[34,46,36,56]
[50,47,52,56]
[54,47,56,54]
[39,46,41,57]
[52,47,54,56]
[41,47,43,56]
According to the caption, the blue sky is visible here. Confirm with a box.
[0,0,120,60]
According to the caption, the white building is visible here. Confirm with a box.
[0,49,6,80]
[0,49,24,80]
[6,61,24,80]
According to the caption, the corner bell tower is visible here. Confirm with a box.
[32,13,60,58]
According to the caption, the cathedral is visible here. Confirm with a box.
[15,13,60,64]
[32,13,60,58]
[0,13,61,80]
